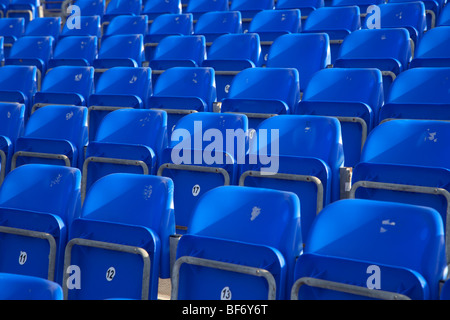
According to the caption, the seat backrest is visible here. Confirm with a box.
[97,34,144,66]
[60,15,101,38]
[410,26,450,68]
[230,0,274,14]
[50,36,98,66]
[187,0,228,18]
[24,17,61,38]
[331,0,385,12]
[0,18,25,39]
[8,35,54,62]
[147,13,193,40]
[75,0,105,16]
[194,10,242,41]
[150,35,206,68]
[0,273,63,300]
[104,0,142,16]
[249,9,302,35]
[0,103,25,141]
[103,14,148,38]
[266,33,330,90]
[0,65,37,101]
[276,0,324,15]
[40,66,94,99]
[143,0,181,19]
[204,33,260,66]
[437,1,450,26]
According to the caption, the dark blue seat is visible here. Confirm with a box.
[142,0,181,21]
[331,0,385,15]
[186,0,228,20]
[74,0,105,18]
[291,199,446,300]
[48,36,98,68]
[276,0,324,17]
[194,10,242,45]
[410,26,450,68]
[6,0,40,25]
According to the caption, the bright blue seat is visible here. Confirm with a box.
[88,66,152,141]
[302,6,361,65]
[142,0,181,21]
[437,2,450,26]
[102,0,141,24]
[0,103,25,182]
[202,33,261,101]
[24,16,61,39]
[172,185,302,300]
[102,14,148,42]
[276,0,324,17]
[331,0,385,14]
[334,28,412,100]
[48,36,98,68]
[220,67,300,131]
[291,199,446,300]
[0,273,63,299]
[297,68,384,167]
[186,0,228,20]
[32,66,94,112]
[410,26,450,68]
[6,0,40,25]
[266,33,330,93]
[230,0,275,32]
[13,105,88,170]
[0,65,37,120]
[194,11,242,45]
[83,109,167,201]
[389,0,442,29]
[143,13,193,62]
[249,9,301,65]
[157,112,247,235]
[239,115,344,243]
[148,66,216,132]
[74,0,105,18]
[379,67,450,123]
[0,164,81,284]
[350,120,450,265]
[440,279,450,299]
[0,18,24,58]
[63,173,174,299]
[60,15,101,39]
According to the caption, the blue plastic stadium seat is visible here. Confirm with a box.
[194,11,242,45]
[202,33,261,101]
[239,115,344,243]
[410,26,450,68]
[143,13,193,62]
[148,66,216,132]
[24,16,61,40]
[0,18,25,58]
[157,112,248,235]
[88,66,152,141]
[186,0,228,20]
[63,173,174,299]
[296,68,384,167]
[276,0,324,17]
[334,28,412,100]
[32,66,94,112]
[74,0,105,18]
[379,67,450,122]
[0,65,37,120]
[172,185,302,300]
[83,109,167,201]
[291,199,446,300]
[102,15,148,42]
[13,105,88,170]
[0,103,25,182]
[60,15,101,39]
[0,164,81,284]
[331,0,385,14]
[6,0,40,25]
[142,0,181,21]
[220,67,300,131]
[389,0,442,29]
[102,0,141,24]
[350,120,450,265]
[302,6,360,65]
[437,2,450,26]
[266,33,330,93]
[48,36,98,68]
[0,273,63,299]
[230,0,275,32]
[249,9,301,65]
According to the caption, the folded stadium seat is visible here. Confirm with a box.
[0,163,81,284]
[6,0,40,25]
[248,9,301,66]
[0,273,63,300]
[239,114,344,243]
[266,33,331,96]
[302,6,361,65]
[331,0,385,17]
[349,120,450,268]
[157,112,248,235]
[202,33,261,101]
[102,0,142,28]
[0,103,25,183]
[437,2,450,26]
[186,0,228,21]
[0,18,24,59]
[296,68,384,168]
[143,13,193,62]
[48,36,97,69]
[60,15,101,39]
[0,65,37,121]
[73,0,105,18]
[410,26,450,67]
[64,173,174,300]
[13,105,88,170]
[230,0,274,32]
[172,185,302,300]
[82,109,167,202]
[221,67,300,131]
[142,0,181,22]
[149,35,206,86]
[291,199,446,300]
[5,36,54,91]
[334,28,412,100]
[148,66,216,132]
[23,16,61,41]
[32,66,94,113]
[389,0,443,29]
[276,0,324,19]
[87,66,152,141]
[101,14,148,44]
[379,67,450,123]
[194,11,242,49]
[92,34,145,83]
[362,2,426,59]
